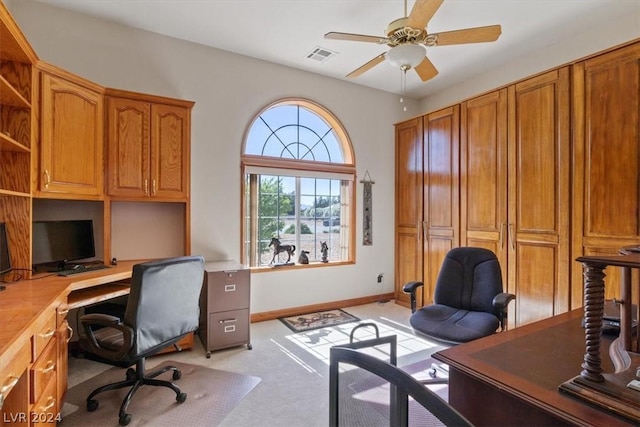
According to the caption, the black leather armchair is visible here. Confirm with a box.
[403,247,515,345]
[79,256,205,426]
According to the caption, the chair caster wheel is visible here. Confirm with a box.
[206,351,211,358]
[126,368,136,381]
[247,343,253,350]
[119,413,132,426]
[173,370,181,380]
[87,399,99,412]
[177,392,187,403]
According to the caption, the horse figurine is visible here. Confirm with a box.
[320,241,329,263]
[269,237,296,264]
[298,250,309,264]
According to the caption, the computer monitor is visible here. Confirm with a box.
[32,220,96,270]
[0,222,11,275]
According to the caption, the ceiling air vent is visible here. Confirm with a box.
[306,46,337,63]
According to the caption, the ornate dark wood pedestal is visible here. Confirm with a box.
[559,254,640,422]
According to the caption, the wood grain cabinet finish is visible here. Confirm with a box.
[199,261,251,358]
[38,66,104,198]
[107,93,192,201]
[394,107,460,307]
[571,42,640,308]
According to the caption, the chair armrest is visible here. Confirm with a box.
[402,281,424,313]
[492,292,515,309]
[403,281,424,294]
[80,313,134,361]
[493,292,516,331]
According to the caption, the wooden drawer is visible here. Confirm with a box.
[0,341,30,407]
[206,269,250,312]
[207,309,249,350]
[32,312,56,362]
[30,375,59,427]
[30,338,57,404]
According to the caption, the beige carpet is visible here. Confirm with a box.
[60,360,261,426]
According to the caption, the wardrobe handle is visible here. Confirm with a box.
[422,221,428,241]
[152,179,157,196]
[508,223,516,251]
[499,223,505,248]
[43,170,50,189]
[144,179,149,195]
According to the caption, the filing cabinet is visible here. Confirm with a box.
[199,261,251,358]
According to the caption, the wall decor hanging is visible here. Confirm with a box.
[361,171,374,245]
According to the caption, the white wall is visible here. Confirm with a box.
[8,0,417,313]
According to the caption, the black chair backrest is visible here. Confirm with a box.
[434,247,503,317]
[124,256,205,355]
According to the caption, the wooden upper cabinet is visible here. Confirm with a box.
[37,64,104,198]
[107,91,192,201]
[571,42,640,307]
[507,68,570,326]
[394,117,423,305]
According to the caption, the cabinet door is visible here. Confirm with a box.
[150,104,189,200]
[107,97,151,198]
[40,73,103,197]
[461,89,508,272]
[508,68,570,326]
[394,117,423,306]
[572,42,640,308]
[422,106,459,304]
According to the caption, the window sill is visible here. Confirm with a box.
[250,260,353,273]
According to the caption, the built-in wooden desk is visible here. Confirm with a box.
[433,309,635,426]
[0,260,145,426]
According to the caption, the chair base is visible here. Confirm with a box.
[86,358,187,426]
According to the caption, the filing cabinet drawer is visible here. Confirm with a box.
[207,269,250,312]
[31,338,57,404]
[33,312,56,362]
[207,309,249,350]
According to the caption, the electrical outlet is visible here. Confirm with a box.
[377,273,384,283]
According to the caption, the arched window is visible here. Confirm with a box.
[241,98,356,268]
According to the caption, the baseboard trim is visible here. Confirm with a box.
[250,292,395,323]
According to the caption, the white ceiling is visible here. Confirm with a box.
[31,0,639,99]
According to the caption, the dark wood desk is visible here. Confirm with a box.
[433,310,635,426]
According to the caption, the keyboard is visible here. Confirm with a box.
[56,264,110,277]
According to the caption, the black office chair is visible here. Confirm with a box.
[403,247,515,345]
[79,256,205,426]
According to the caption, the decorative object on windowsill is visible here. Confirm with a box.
[298,250,309,264]
[269,237,296,266]
[361,170,374,246]
[321,241,329,263]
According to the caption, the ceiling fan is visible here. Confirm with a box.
[324,0,502,82]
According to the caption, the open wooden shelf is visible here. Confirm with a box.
[0,74,30,108]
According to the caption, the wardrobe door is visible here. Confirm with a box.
[461,89,508,277]
[422,106,460,304]
[394,118,423,306]
[572,42,640,308]
[508,67,570,326]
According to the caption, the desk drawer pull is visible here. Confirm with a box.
[66,324,74,343]
[219,318,237,324]
[1,374,19,393]
[40,396,56,412]
[224,284,236,292]
[58,308,70,316]
[39,329,55,339]
[40,361,56,374]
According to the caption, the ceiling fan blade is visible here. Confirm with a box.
[324,31,388,44]
[414,56,439,81]
[346,53,386,78]
[430,25,502,46]
[407,0,444,29]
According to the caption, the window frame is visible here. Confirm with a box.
[241,98,356,270]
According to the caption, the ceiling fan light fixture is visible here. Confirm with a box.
[385,44,425,69]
